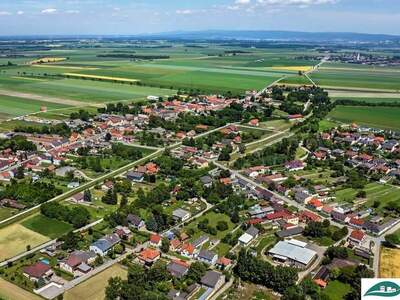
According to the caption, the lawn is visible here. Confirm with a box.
[21,214,73,239]
[322,280,352,300]
[184,211,236,240]
[64,264,128,300]
[379,247,400,278]
[318,119,339,131]
[0,277,42,300]
[256,235,277,256]
[0,223,49,261]
[328,105,400,130]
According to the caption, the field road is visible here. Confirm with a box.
[0,88,91,107]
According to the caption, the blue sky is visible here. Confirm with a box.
[0,0,399,35]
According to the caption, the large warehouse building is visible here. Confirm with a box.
[268,239,317,268]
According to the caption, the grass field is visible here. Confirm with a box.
[311,65,400,91]
[335,183,400,209]
[0,223,49,261]
[21,214,73,239]
[0,95,70,120]
[328,105,400,130]
[379,247,400,278]
[0,277,42,300]
[64,264,127,300]
[322,280,352,300]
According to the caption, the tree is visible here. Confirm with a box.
[60,231,80,250]
[187,262,207,283]
[15,166,25,179]
[105,277,123,300]
[160,238,170,253]
[120,194,128,208]
[216,220,229,231]
[83,189,92,202]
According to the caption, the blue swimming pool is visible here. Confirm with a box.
[41,258,50,265]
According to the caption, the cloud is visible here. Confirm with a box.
[41,8,57,14]
[256,0,336,5]
[17,11,24,15]
[176,9,193,15]
[236,0,251,4]
[0,11,12,16]
[66,10,80,14]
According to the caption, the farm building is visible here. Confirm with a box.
[268,239,317,268]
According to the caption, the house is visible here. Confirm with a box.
[248,118,259,127]
[299,211,321,223]
[89,233,121,256]
[348,230,365,246]
[59,250,96,276]
[216,257,232,270]
[285,160,305,171]
[71,192,84,203]
[200,271,225,290]
[126,171,144,182]
[180,243,196,258]
[276,226,304,238]
[150,234,162,247]
[127,214,145,229]
[200,175,213,188]
[349,217,365,229]
[197,249,218,265]
[101,180,114,191]
[167,260,189,278]
[170,239,182,251]
[115,226,132,240]
[23,262,53,282]
[138,248,161,265]
[192,235,209,249]
[238,226,259,246]
[172,208,191,222]
[306,198,323,211]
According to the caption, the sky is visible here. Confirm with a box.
[0,0,399,36]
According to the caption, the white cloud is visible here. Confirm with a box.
[41,8,57,14]
[176,9,193,15]
[236,0,251,4]
[66,10,80,14]
[256,0,336,5]
[17,11,24,15]
[0,11,12,16]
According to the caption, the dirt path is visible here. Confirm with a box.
[0,89,92,107]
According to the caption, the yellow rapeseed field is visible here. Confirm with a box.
[271,66,313,72]
[29,57,66,64]
[379,247,400,278]
[62,73,139,83]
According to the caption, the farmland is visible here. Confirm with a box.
[21,214,73,239]
[328,105,400,130]
[335,182,400,210]
[0,277,42,300]
[310,64,400,91]
[0,94,70,121]
[0,223,49,261]
[64,264,128,300]
[379,247,400,278]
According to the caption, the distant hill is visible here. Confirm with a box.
[141,30,400,43]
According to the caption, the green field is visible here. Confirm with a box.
[335,183,400,210]
[328,105,400,130]
[0,95,70,120]
[311,65,400,91]
[322,280,352,300]
[21,214,73,239]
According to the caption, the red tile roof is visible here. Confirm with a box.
[23,262,51,278]
[350,230,365,241]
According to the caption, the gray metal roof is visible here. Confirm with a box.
[268,241,317,265]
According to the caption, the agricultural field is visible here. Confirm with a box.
[310,64,400,91]
[0,277,42,300]
[21,214,73,239]
[335,182,400,210]
[379,247,400,278]
[64,264,128,300]
[0,94,70,121]
[328,105,400,130]
[0,223,49,261]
